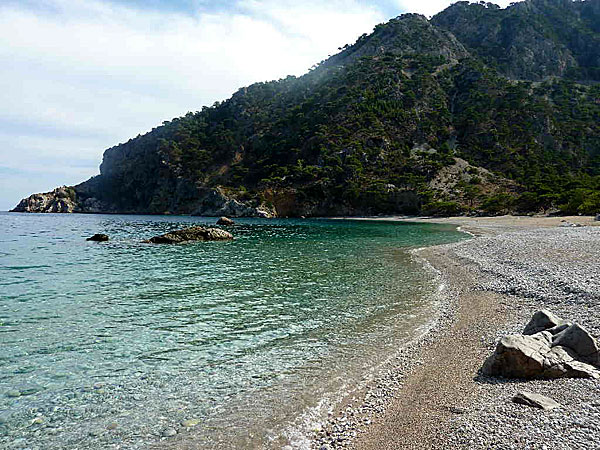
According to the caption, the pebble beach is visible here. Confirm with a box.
[317,216,600,450]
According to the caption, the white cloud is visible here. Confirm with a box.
[0,0,385,210]
[394,0,514,18]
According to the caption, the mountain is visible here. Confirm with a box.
[432,0,600,81]
[12,0,600,217]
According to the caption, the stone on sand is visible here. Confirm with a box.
[482,312,600,379]
[513,391,561,410]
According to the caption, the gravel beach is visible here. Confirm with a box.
[317,216,600,450]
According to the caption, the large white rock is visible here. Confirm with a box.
[483,315,600,379]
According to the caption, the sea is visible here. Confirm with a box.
[0,212,467,449]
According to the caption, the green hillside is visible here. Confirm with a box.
[13,0,600,216]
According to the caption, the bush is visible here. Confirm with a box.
[481,193,515,215]
[559,189,600,215]
[423,200,465,216]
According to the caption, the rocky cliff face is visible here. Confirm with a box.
[432,0,600,80]
[12,187,80,213]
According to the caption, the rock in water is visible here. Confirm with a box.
[513,392,561,410]
[523,309,565,335]
[86,234,109,242]
[145,227,233,244]
[216,216,235,225]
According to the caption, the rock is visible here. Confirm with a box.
[216,216,234,225]
[106,422,118,430]
[523,309,565,335]
[6,390,21,398]
[161,428,177,437]
[180,419,200,427]
[86,234,109,242]
[513,391,561,410]
[448,406,468,414]
[191,187,276,218]
[595,214,600,221]
[552,324,600,367]
[145,227,233,244]
[482,332,600,379]
[10,186,79,213]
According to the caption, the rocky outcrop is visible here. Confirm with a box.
[86,234,109,242]
[191,188,274,218]
[512,391,561,410]
[11,187,79,213]
[144,227,233,244]
[482,311,600,379]
[11,184,111,214]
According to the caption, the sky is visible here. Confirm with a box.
[0,0,511,211]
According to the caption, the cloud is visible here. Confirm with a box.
[394,0,514,17]
[0,0,385,210]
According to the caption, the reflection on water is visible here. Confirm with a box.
[0,213,465,449]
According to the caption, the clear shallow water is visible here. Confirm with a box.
[0,213,466,449]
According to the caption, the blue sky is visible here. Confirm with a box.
[0,0,511,211]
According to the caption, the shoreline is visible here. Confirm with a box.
[315,215,600,449]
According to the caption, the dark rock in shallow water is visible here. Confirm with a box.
[86,234,109,242]
[513,391,561,410]
[145,226,233,244]
[216,216,235,225]
[482,311,600,380]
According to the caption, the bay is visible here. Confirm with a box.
[0,212,466,448]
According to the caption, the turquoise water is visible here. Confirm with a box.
[0,213,465,449]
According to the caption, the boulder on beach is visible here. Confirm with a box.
[216,216,235,225]
[482,310,600,379]
[553,323,600,367]
[86,234,109,242]
[145,226,233,244]
[523,309,566,335]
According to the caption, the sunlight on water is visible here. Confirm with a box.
[0,213,466,449]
